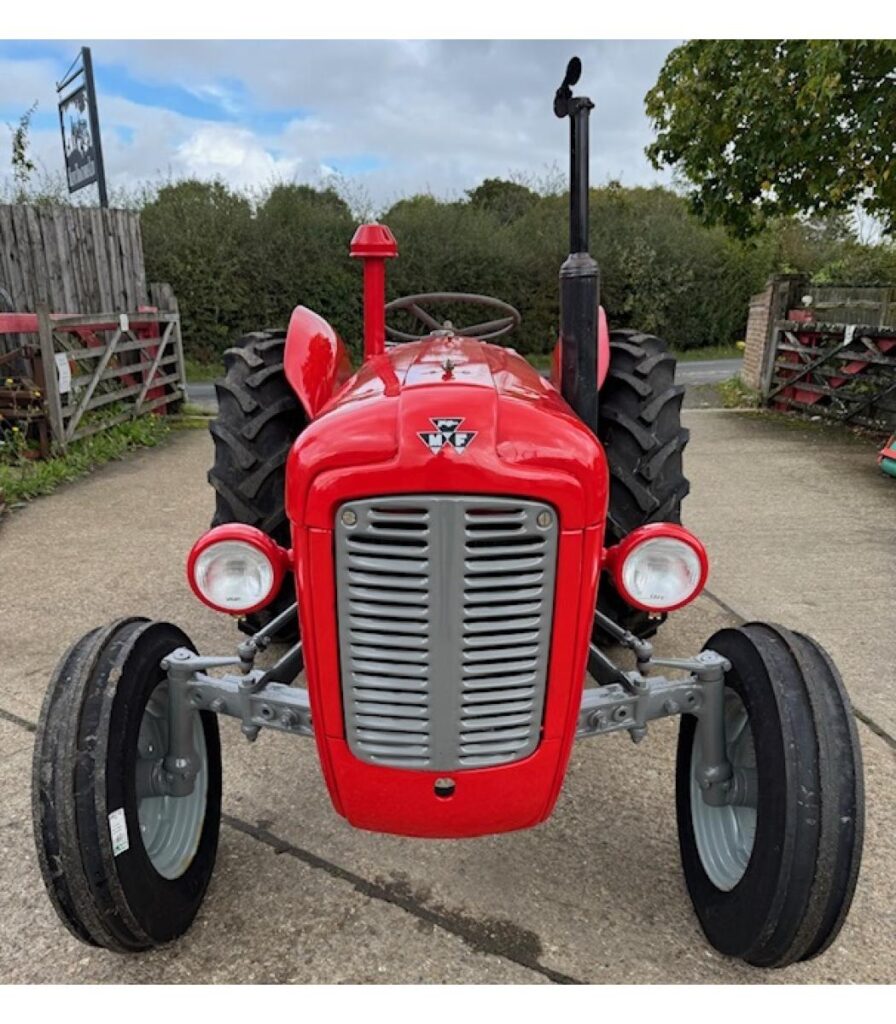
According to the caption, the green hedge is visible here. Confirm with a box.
[139,177,895,363]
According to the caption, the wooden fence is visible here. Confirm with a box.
[800,286,896,328]
[0,205,148,339]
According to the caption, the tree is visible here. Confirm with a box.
[645,41,896,237]
[250,183,357,345]
[141,179,254,358]
[466,177,538,224]
[8,101,38,200]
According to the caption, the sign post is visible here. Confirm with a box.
[57,46,108,207]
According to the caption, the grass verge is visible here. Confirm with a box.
[184,357,225,382]
[0,415,172,506]
[718,375,761,409]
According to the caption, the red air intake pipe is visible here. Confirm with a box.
[350,223,398,360]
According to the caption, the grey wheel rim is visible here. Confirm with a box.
[690,689,757,892]
[137,682,208,880]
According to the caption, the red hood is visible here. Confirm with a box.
[286,336,607,530]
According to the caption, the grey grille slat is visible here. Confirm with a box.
[462,687,535,704]
[461,672,538,690]
[464,616,541,634]
[465,601,543,619]
[347,554,429,573]
[348,587,428,607]
[464,644,539,662]
[349,615,428,634]
[349,572,428,591]
[465,572,544,589]
[348,601,427,621]
[464,555,546,574]
[462,701,534,717]
[336,495,557,771]
[353,674,428,690]
[351,631,428,649]
[464,632,540,649]
[355,703,428,718]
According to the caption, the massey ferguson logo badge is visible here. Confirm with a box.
[418,417,477,455]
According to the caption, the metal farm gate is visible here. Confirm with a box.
[764,318,896,429]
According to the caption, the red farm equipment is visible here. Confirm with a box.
[33,59,863,968]
[880,434,896,477]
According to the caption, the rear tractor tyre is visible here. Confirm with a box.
[676,623,863,967]
[32,620,222,952]
[208,331,307,640]
[595,329,690,641]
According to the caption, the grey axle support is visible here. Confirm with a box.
[136,604,311,802]
[139,602,749,812]
[579,611,751,810]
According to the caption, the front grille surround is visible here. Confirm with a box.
[334,495,558,771]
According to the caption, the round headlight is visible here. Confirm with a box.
[194,541,275,611]
[611,525,708,613]
[187,525,289,615]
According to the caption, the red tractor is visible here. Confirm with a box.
[33,59,863,968]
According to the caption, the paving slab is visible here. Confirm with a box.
[1,419,893,984]
[0,751,543,984]
[682,410,896,739]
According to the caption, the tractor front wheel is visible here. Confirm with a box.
[595,329,690,641]
[32,620,222,952]
[676,623,863,967]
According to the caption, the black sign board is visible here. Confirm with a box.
[59,85,98,191]
[57,47,107,205]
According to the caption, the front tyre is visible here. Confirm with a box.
[676,623,864,967]
[32,620,222,952]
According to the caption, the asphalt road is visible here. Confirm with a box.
[185,358,744,410]
[0,409,893,983]
[675,358,743,385]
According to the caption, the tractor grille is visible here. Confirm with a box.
[334,496,558,770]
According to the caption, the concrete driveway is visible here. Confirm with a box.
[1,411,893,983]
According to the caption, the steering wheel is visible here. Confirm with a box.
[385,292,521,342]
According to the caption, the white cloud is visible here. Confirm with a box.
[173,126,300,187]
[1,41,677,211]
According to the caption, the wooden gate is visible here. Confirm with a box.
[0,308,186,454]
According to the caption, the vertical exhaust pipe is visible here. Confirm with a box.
[554,57,600,436]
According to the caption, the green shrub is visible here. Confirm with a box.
[131,176,894,363]
[141,180,254,360]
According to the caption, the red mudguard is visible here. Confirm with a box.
[550,304,610,391]
[283,306,353,419]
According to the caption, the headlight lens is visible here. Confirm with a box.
[194,541,275,612]
[186,524,289,615]
[609,524,708,612]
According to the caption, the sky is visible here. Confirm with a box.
[0,40,678,212]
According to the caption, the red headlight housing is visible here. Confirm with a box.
[604,523,708,613]
[186,524,290,615]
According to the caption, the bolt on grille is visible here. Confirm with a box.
[334,496,558,770]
